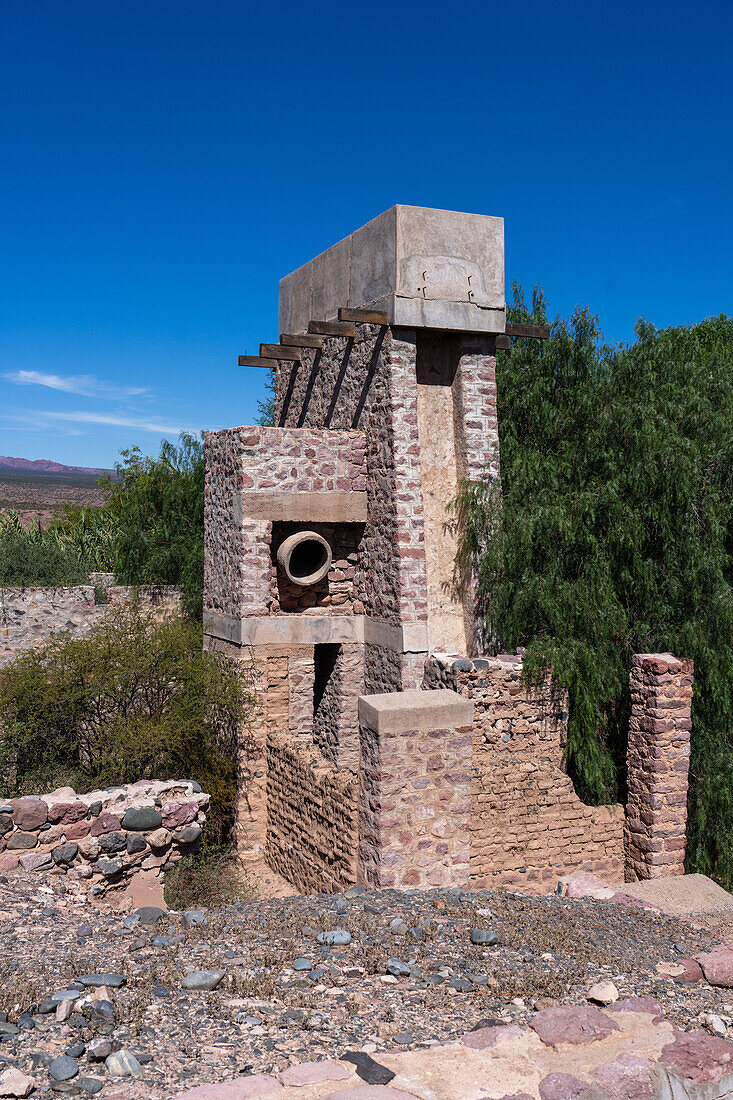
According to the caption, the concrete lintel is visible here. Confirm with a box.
[238,490,367,523]
[358,688,473,735]
[204,614,430,653]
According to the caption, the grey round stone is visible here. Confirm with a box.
[181,969,225,991]
[77,972,126,988]
[386,958,411,978]
[6,832,38,850]
[52,843,78,865]
[126,833,147,854]
[293,957,312,971]
[470,928,499,946]
[99,832,127,853]
[175,824,202,845]
[105,1049,143,1077]
[49,1055,79,1081]
[316,929,351,946]
[77,1078,104,1095]
[134,906,166,926]
[88,801,102,817]
[97,858,123,877]
[121,807,162,832]
[182,909,206,927]
[453,658,473,671]
[0,814,12,836]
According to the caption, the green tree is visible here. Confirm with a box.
[103,432,205,618]
[459,285,733,886]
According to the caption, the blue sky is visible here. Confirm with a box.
[1,0,731,467]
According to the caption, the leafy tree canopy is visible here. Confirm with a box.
[459,285,733,887]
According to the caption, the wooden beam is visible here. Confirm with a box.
[308,320,356,338]
[495,335,512,350]
[279,333,325,349]
[238,355,280,368]
[505,322,551,339]
[338,307,389,325]
[259,343,302,361]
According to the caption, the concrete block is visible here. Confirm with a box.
[279,205,505,335]
[358,688,473,735]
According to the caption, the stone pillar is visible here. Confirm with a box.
[625,653,693,881]
[358,688,473,889]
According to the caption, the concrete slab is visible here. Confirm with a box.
[358,688,473,734]
[622,874,733,920]
[279,205,505,336]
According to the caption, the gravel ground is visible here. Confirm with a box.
[0,873,730,1098]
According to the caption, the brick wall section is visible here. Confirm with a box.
[625,653,693,881]
[424,654,625,892]
[204,426,366,622]
[358,690,473,890]
[312,643,364,770]
[265,731,359,893]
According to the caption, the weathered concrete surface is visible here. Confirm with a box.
[358,688,472,735]
[622,874,733,920]
[279,205,505,335]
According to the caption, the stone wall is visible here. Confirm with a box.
[265,731,358,893]
[0,780,208,897]
[358,689,473,890]
[0,584,181,668]
[424,654,626,892]
[204,425,366,632]
[625,653,693,881]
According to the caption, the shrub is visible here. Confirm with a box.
[0,517,90,587]
[0,604,253,845]
[459,285,733,886]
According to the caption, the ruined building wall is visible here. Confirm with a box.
[424,654,625,892]
[265,731,359,893]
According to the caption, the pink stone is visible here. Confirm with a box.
[172,1075,283,1098]
[660,1030,733,1084]
[162,801,198,828]
[47,801,88,825]
[696,947,733,987]
[594,1054,654,1100]
[278,1060,350,1086]
[0,853,19,871]
[531,1006,620,1046]
[675,958,704,983]
[10,797,47,830]
[323,1088,421,1100]
[462,1025,525,1049]
[539,1073,587,1100]
[561,872,612,898]
[65,820,91,841]
[608,997,664,1018]
[90,812,121,836]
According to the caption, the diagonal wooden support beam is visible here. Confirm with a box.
[238,355,283,368]
[259,343,302,361]
[279,333,325,349]
[505,322,551,339]
[338,307,389,325]
[308,320,356,338]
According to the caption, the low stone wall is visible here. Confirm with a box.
[424,653,626,892]
[0,583,181,667]
[265,731,358,893]
[0,780,208,897]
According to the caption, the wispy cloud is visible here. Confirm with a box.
[3,370,148,399]
[1,408,189,436]
[41,410,187,435]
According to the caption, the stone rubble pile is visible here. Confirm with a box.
[0,780,209,895]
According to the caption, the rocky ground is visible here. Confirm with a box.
[0,874,732,1099]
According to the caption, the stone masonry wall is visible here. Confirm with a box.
[265,731,359,893]
[0,779,208,898]
[204,426,366,624]
[0,584,181,668]
[424,654,625,892]
[275,325,428,691]
[625,653,693,881]
[358,691,473,890]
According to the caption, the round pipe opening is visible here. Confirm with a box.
[277,530,332,587]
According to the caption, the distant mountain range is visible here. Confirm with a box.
[0,456,112,477]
